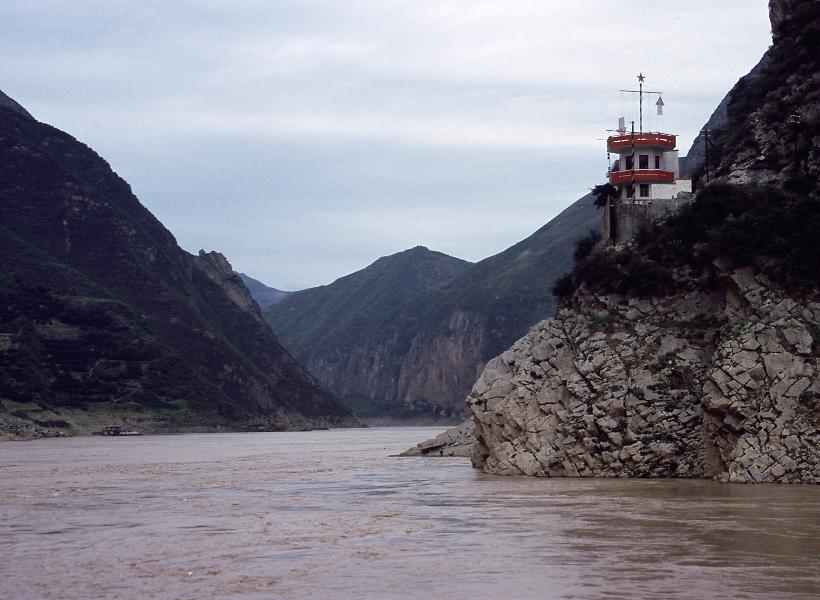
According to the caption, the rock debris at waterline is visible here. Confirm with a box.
[401,420,475,457]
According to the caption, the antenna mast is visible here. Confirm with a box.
[620,73,662,134]
[639,73,644,133]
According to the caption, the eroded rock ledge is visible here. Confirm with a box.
[401,420,475,457]
[467,267,818,484]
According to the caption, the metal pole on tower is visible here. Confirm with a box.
[638,73,644,133]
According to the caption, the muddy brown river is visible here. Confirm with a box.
[1,427,818,599]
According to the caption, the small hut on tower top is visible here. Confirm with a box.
[602,74,693,243]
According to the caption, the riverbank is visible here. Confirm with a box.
[0,408,363,441]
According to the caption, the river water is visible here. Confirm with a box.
[1,427,818,599]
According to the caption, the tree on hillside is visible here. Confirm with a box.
[592,183,617,209]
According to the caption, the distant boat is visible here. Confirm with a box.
[93,425,143,436]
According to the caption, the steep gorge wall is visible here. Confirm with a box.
[770,0,799,37]
[711,0,819,188]
[305,308,487,419]
[468,267,819,483]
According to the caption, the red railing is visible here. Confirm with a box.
[610,169,675,185]
[607,133,676,153]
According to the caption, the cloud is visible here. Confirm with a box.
[0,0,773,288]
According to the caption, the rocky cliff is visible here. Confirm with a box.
[770,0,800,38]
[196,251,266,323]
[682,54,770,180]
[0,92,354,437]
[469,262,818,483]
[707,0,819,190]
[454,1,820,482]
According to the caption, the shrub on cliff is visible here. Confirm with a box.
[645,183,820,288]
[573,230,601,262]
[554,182,820,299]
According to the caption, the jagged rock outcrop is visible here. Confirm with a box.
[682,54,770,180]
[195,251,264,323]
[709,0,819,190]
[469,264,819,483]
[770,0,799,38]
[401,419,475,457]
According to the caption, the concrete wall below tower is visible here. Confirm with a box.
[604,192,693,243]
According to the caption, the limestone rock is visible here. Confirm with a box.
[467,268,818,484]
[401,419,475,457]
[195,251,264,323]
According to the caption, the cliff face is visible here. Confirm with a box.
[682,54,770,180]
[770,0,799,38]
[709,0,819,190]
[465,1,819,482]
[0,94,353,436]
[469,267,818,483]
[304,306,487,420]
[195,251,265,324]
[266,196,600,419]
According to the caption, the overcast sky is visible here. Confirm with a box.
[1,1,772,290]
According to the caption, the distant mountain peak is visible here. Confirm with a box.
[375,245,467,265]
[0,89,33,119]
[264,202,598,420]
[238,273,291,310]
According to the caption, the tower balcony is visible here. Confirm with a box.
[609,169,675,185]
[607,133,676,154]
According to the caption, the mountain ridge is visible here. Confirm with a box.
[265,245,474,419]
[0,92,354,437]
[266,193,600,419]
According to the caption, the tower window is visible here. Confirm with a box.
[639,154,649,169]
[625,156,634,170]
[626,185,635,198]
[655,155,661,169]
[640,184,650,198]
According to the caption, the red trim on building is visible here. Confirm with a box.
[609,169,675,185]
[607,133,676,154]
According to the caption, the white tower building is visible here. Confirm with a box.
[602,75,693,243]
